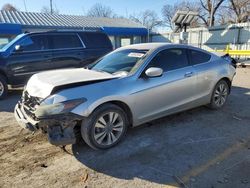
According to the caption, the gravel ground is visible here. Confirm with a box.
[0,68,250,188]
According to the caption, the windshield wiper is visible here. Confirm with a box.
[93,69,110,74]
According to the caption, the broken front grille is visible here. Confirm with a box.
[22,91,42,119]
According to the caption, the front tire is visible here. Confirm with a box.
[209,80,229,109]
[0,75,8,99]
[81,104,129,150]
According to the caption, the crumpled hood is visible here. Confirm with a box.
[26,68,116,98]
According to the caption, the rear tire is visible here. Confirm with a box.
[81,104,129,150]
[0,75,8,99]
[209,80,229,109]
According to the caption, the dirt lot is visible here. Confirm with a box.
[0,68,250,188]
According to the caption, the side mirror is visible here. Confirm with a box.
[145,67,163,78]
[14,45,23,52]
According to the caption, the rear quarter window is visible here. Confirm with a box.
[79,32,112,49]
[188,49,211,65]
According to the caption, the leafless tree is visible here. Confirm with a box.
[161,4,175,30]
[1,3,18,11]
[199,0,226,26]
[229,0,250,23]
[217,8,230,25]
[41,6,59,14]
[87,3,116,18]
[130,10,162,31]
[215,0,249,24]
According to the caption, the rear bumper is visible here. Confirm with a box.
[14,102,83,146]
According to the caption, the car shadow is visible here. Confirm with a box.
[72,85,250,187]
[0,90,22,112]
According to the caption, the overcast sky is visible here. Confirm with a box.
[0,0,180,17]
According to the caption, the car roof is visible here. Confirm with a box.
[117,43,215,57]
[118,43,192,51]
[25,30,104,35]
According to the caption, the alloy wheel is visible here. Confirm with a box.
[0,81,4,97]
[93,112,124,146]
[214,83,228,107]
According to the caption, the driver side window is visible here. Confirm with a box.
[149,48,189,72]
[18,35,49,52]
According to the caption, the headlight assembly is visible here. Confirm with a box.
[34,98,86,117]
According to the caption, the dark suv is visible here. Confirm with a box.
[0,31,113,98]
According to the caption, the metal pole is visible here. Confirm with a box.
[50,0,53,14]
[23,0,27,11]
[148,28,150,42]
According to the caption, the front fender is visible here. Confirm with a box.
[71,95,133,118]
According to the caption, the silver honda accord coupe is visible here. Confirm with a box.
[14,43,236,149]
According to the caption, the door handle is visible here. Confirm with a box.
[184,72,193,77]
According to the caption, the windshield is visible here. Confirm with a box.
[0,34,25,51]
[0,37,11,49]
[90,49,148,74]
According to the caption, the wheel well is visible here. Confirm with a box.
[0,70,8,82]
[96,101,133,126]
[221,77,232,93]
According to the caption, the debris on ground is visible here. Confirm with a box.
[80,170,89,183]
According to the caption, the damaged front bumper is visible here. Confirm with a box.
[14,102,83,146]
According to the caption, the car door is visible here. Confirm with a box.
[187,48,213,102]
[131,48,197,124]
[49,33,85,69]
[6,34,52,85]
